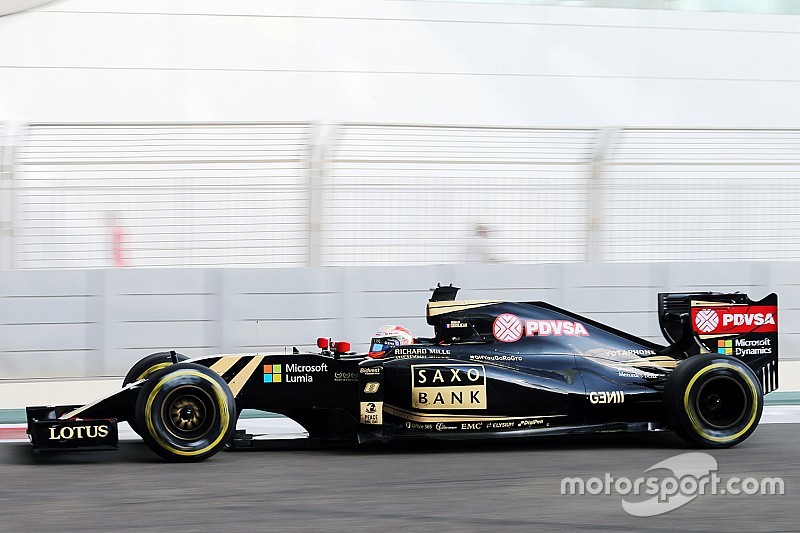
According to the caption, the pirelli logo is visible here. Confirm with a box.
[411,364,487,410]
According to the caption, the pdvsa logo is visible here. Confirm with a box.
[692,306,777,334]
[723,312,775,327]
[493,314,523,342]
[694,309,719,333]
[492,313,590,342]
[526,320,589,337]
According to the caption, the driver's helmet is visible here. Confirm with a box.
[368,325,413,358]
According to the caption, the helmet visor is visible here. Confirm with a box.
[369,336,402,355]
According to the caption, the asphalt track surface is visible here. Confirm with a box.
[0,424,797,532]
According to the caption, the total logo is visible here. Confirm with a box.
[692,306,777,335]
[493,313,589,342]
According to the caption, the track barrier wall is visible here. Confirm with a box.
[1,262,798,379]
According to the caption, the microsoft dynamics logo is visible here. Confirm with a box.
[263,364,282,383]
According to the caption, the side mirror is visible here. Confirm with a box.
[317,338,329,350]
[333,341,351,354]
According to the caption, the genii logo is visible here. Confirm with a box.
[692,306,777,335]
[589,391,624,404]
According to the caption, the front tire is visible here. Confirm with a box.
[123,351,189,387]
[135,363,236,462]
[664,354,763,448]
[123,351,189,436]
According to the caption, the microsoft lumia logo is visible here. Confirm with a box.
[717,340,733,355]
[263,364,282,383]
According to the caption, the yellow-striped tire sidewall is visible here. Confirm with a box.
[683,362,760,444]
[136,362,172,382]
[123,352,189,388]
[142,368,232,459]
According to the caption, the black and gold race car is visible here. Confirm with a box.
[27,285,779,461]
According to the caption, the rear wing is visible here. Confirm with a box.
[658,292,778,394]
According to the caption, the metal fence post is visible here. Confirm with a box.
[307,122,339,267]
[587,127,618,263]
[0,121,25,270]
[0,121,6,269]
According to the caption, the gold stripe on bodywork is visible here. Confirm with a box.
[624,358,678,369]
[427,300,503,317]
[691,300,735,307]
[384,404,566,423]
[59,388,131,420]
[209,355,240,376]
[634,356,678,364]
[584,355,678,371]
[227,355,265,397]
[642,356,679,368]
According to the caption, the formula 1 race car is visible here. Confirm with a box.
[27,285,779,461]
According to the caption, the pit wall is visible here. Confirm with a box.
[0,262,796,379]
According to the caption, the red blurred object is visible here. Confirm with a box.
[112,225,125,267]
[368,351,384,359]
[333,341,351,353]
[317,338,329,349]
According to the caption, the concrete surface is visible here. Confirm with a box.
[0,424,797,531]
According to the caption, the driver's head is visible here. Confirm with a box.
[368,325,413,358]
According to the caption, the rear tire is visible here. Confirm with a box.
[664,354,763,448]
[123,351,189,435]
[134,363,236,462]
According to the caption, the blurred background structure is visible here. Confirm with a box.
[3,123,800,268]
[1,0,800,377]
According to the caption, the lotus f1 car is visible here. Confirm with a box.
[27,286,779,461]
